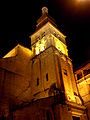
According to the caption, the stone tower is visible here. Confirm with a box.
[29,7,77,102]
[27,7,87,119]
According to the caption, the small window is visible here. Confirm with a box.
[72,116,80,120]
[37,78,39,86]
[46,73,48,81]
[63,69,67,76]
[77,73,82,80]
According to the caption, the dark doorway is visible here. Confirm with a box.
[72,116,80,120]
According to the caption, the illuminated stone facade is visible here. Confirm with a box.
[75,62,90,120]
[0,7,89,120]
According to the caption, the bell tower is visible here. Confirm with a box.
[30,7,68,57]
[29,7,81,104]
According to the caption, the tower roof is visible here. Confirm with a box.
[36,7,57,30]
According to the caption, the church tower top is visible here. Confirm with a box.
[36,6,57,30]
[30,6,68,56]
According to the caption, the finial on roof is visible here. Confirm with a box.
[42,7,48,15]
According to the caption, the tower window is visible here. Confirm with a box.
[37,78,39,86]
[35,39,46,55]
[35,46,40,55]
[46,73,48,81]
[77,73,82,80]
[63,69,67,76]
[72,116,80,120]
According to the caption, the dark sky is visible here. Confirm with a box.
[0,0,90,70]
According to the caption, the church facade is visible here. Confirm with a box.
[0,7,89,120]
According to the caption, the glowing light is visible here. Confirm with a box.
[35,39,46,55]
[52,35,68,56]
[3,44,33,58]
[35,43,40,55]
[76,0,90,4]
[3,48,16,58]
[40,39,46,52]
[77,0,90,1]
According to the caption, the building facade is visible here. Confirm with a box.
[75,62,90,120]
[0,7,89,120]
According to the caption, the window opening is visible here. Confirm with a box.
[46,73,48,81]
[63,69,67,76]
[77,73,82,80]
[37,78,39,86]
[72,116,80,120]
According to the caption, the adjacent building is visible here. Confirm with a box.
[75,61,90,120]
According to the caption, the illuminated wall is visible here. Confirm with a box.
[75,62,90,103]
[30,21,81,105]
[75,62,90,120]
[30,22,68,56]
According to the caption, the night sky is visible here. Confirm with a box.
[0,0,90,70]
